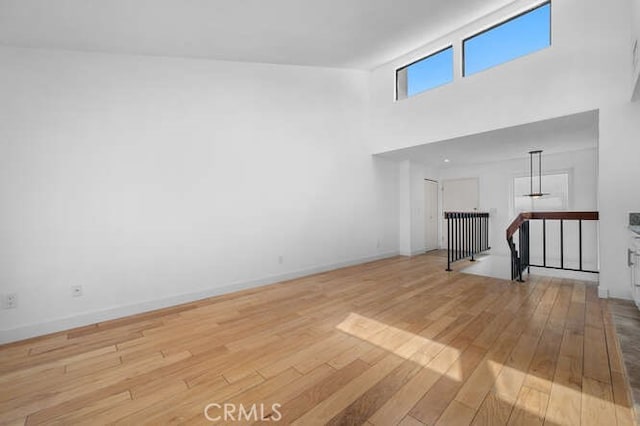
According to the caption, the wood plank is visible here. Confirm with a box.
[398,415,425,426]
[436,400,477,426]
[175,367,303,424]
[0,351,191,421]
[507,385,549,426]
[455,331,519,410]
[583,325,611,384]
[544,356,582,425]
[26,391,132,425]
[471,391,513,426]
[252,363,337,424]
[116,372,263,424]
[291,354,404,425]
[325,357,423,425]
[581,377,616,426]
[366,363,442,425]
[0,254,631,426]
[409,345,485,424]
[273,359,370,424]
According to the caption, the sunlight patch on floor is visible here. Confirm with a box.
[337,313,629,424]
[492,363,618,424]
[336,313,463,380]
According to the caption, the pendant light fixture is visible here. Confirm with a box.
[525,150,548,198]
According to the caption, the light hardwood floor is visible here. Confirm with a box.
[0,253,636,425]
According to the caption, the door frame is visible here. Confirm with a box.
[424,179,439,252]
[440,177,480,248]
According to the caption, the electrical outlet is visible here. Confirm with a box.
[71,285,83,297]
[3,293,18,309]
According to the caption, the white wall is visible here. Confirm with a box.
[369,0,629,153]
[632,0,640,99]
[0,47,399,342]
[437,149,599,268]
[1,0,637,342]
[410,163,439,255]
[371,0,639,299]
[599,101,640,299]
[398,161,412,255]
[397,161,439,255]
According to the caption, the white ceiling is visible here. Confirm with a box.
[375,110,599,167]
[0,0,513,69]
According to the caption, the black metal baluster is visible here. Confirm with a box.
[518,224,524,282]
[486,215,489,250]
[461,214,464,260]
[465,214,469,259]
[445,211,491,270]
[518,225,522,281]
[453,214,456,262]
[451,213,458,261]
[471,214,475,260]
[579,219,583,271]
[462,214,466,260]
[452,213,456,263]
[560,219,564,269]
[470,215,474,261]
[459,213,462,261]
[482,214,485,251]
[467,213,473,261]
[481,215,484,251]
[527,221,531,274]
[543,219,546,268]
[452,213,456,262]
[476,214,479,255]
[446,214,451,271]
[478,215,481,253]
[477,215,481,253]
[484,215,487,251]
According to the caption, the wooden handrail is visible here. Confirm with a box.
[506,211,599,240]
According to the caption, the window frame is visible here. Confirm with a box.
[510,169,573,217]
[462,1,552,77]
[395,45,454,101]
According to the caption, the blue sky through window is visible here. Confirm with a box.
[406,47,453,96]
[464,3,551,76]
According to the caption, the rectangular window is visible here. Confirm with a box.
[463,2,551,76]
[513,172,568,214]
[396,46,453,100]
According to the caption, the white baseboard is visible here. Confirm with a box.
[598,286,609,299]
[398,249,429,257]
[0,250,399,344]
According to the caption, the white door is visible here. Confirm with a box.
[442,178,479,247]
[424,180,439,251]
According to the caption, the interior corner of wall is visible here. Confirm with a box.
[597,285,609,299]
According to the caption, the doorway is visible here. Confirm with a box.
[424,180,439,252]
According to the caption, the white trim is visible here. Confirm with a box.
[398,248,428,257]
[460,1,551,50]
[597,286,609,299]
[424,178,440,252]
[0,250,399,344]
